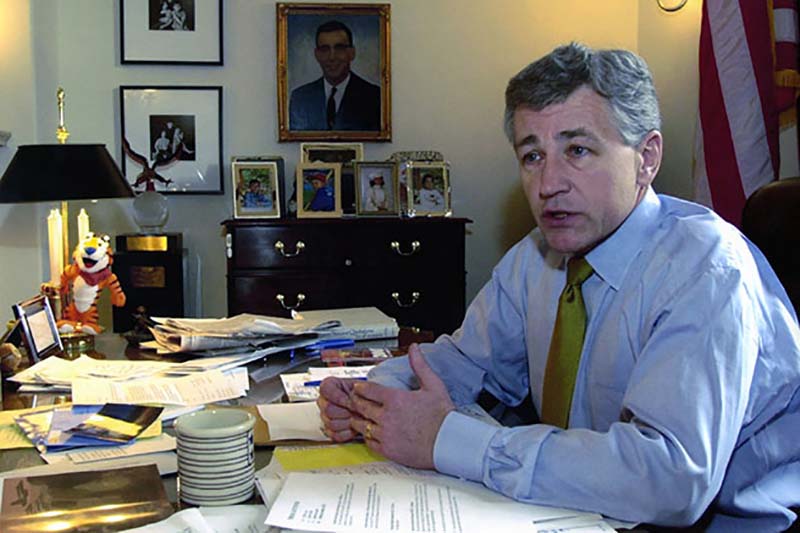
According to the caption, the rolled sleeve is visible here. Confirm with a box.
[433,411,498,482]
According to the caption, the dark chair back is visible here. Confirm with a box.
[741,177,800,316]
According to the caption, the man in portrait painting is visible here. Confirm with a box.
[289,20,381,132]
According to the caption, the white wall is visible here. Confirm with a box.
[1,0,720,327]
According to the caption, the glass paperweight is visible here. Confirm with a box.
[133,190,169,234]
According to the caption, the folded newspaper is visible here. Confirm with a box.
[148,307,399,353]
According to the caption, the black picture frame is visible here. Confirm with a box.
[12,295,63,364]
[277,2,392,142]
[120,0,223,65]
[120,85,224,195]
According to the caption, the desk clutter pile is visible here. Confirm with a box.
[0,307,623,532]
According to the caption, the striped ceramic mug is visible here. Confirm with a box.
[174,409,256,506]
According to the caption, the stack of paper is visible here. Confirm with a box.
[280,365,373,402]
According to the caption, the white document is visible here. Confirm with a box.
[281,366,374,402]
[72,368,249,406]
[257,402,328,441]
[10,354,175,386]
[120,505,270,533]
[266,472,602,533]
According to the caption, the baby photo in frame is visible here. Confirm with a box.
[407,161,451,217]
[231,158,284,219]
[296,162,343,218]
[354,161,398,216]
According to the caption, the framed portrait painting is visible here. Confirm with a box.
[120,0,223,65]
[120,86,223,195]
[354,161,398,216]
[277,3,391,142]
[406,161,451,217]
[296,162,343,218]
[231,158,285,219]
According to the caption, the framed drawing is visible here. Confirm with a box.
[120,0,224,65]
[354,161,398,216]
[231,158,285,219]
[12,295,62,363]
[120,86,223,195]
[296,162,343,218]
[406,161,451,217]
[277,3,391,142]
[300,142,364,163]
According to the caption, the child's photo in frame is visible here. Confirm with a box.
[297,162,343,218]
[408,162,450,216]
[231,160,282,218]
[355,162,398,216]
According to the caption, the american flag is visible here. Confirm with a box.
[692,0,800,227]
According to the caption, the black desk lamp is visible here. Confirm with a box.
[0,88,134,352]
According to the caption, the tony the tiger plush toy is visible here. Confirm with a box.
[57,233,126,334]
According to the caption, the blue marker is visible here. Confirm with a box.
[303,377,367,387]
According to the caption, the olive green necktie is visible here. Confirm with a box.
[541,256,594,428]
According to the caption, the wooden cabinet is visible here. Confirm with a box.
[222,218,470,336]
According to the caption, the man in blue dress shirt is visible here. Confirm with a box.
[289,20,381,132]
[318,43,800,531]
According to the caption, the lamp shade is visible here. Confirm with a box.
[0,144,134,203]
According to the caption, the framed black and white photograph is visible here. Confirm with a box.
[120,0,223,65]
[277,3,391,142]
[406,161,451,217]
[300,142,364,163]
[231,157,285,219]
[120,86,223,194]
[12,295,62,364]
[296,162,343,218]
[354,161,398,216]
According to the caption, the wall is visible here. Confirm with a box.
[1,0,716,327]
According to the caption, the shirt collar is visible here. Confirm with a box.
[585,187,661,291]
[324,74,351,99]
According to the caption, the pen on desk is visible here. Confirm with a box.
[304,377,367,387]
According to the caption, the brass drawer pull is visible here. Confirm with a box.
[274,240,305,257]
[276,293,306,310]
[390,240,420,256]
[391,291,420,308]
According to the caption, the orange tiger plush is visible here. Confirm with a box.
[57,233,126,334]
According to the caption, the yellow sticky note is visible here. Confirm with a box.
[274,443,385,471]
[0,423,33,450]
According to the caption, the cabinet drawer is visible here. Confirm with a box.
[360,275,465,336]
[231,226,348,269]
[352,224,464,269]
[228,272,348,317]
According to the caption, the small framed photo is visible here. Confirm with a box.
[231,157,285,219]
[296,162,343,218]
[12,295,62,364]
[354,161,398,216]
[300,142,364,164]
[406,161,451,217]
[277,3,391,142]
[120,0,224,65]
[120,86,223,195]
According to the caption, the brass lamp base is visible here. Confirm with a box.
[59,331,95,358]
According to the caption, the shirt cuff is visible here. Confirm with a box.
[433,411,499,482]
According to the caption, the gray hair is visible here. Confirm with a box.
[503,42,661,147]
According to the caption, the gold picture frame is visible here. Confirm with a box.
[354,161,399,216]
[300,142,364,163]
[231,159,283,219]
[296,162,343,218]
[277,3,391,142]
[405,161,451,217]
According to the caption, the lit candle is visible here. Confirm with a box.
[47,209,64,286]
[77,208,90,242]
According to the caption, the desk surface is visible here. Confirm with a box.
[0,331,421,508]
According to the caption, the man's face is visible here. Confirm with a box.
[512,86,660,255]
[315,30,355,85]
